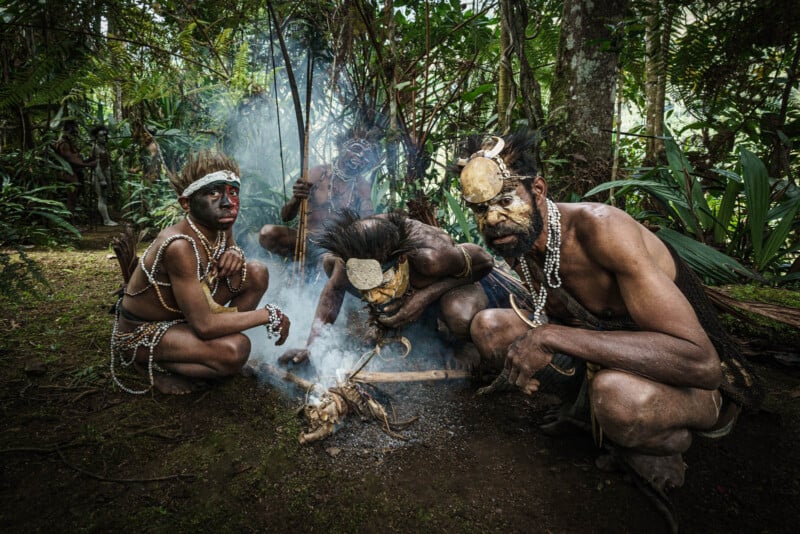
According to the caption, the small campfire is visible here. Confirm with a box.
[258,363,470,444]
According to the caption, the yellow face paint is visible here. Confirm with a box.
[471,191,532,233]
[360,258,410,307]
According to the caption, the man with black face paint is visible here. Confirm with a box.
[109,149,290,395]
[456,130,762,531]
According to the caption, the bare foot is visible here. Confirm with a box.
[134,362,206,395]
[623,451,686,491]
[612,450,685,534]
[152,373,206,395]
[450,343,481,371]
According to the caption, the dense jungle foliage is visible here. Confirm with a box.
[1,0,798,293]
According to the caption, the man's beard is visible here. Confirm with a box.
[482,205,543,257]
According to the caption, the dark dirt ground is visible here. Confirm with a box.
[1,226,799,533]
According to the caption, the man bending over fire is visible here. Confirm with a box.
[455,130,762,530]
[277,209,515,367]
[110,149,290,395]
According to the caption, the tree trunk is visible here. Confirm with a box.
[545,0,629,199]
[497,1,512,134]
[107,15,124,122]
[497,0,545,137]
[644,0,674,166]
[383,0,400,208]
[768,37,800,184]
[503,0,544,132]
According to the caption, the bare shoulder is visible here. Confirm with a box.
[405,217,452,241]
[564,202,668,273]
[566,202,630,228]
[307,164,330,184]
[148,228,199,267]
[404,219,457,274]
[322,253,345,279]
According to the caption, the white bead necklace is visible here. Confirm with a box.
[518,198,562,326]
[186,215,225,264]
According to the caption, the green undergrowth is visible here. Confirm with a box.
[725,283,800,308]
[718,283,800,346]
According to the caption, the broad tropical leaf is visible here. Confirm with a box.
[656,227,756,284]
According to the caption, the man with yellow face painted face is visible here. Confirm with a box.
[277,209,507,367]
[456,130,763,530]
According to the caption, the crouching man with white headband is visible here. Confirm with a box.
[110,149,290,395]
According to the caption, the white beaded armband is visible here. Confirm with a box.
[264,304,284,339]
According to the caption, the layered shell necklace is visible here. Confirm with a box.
[186,214,226,292]
[327,161,358,212]
[517,198,562,326]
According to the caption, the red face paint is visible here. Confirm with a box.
[189,182,240,230]
[225,184,240,216]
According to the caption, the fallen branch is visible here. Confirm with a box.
[705,286,800,328]
[259,363,319,392]
[349,369,471,383]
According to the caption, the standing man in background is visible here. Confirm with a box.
[54,120,95,213]
[89,124,119,226]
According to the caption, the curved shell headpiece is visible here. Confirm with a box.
[345,258,384,290]
[458,136,510,203]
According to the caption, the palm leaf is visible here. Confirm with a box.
[29,211,81,238]
[656,227,757,284]
[758,197,800,271]
[739,147,770,259]
[443,189,474,244]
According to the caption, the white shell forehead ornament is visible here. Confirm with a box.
[345,258,385,290]
[457,136,510,204]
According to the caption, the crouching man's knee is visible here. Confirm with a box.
[259,225,281,252]
[469,309,508,369]
[213,334,252,376]
[246,260,269,294]
[590,370,691,454]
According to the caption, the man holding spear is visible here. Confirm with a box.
[258,129,383,272]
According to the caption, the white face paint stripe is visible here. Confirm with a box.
[180,170,240,198]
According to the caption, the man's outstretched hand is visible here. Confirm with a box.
[278,347,309,365]
[274,316,291,346]
[506,328,552,395]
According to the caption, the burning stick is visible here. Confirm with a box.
[259,363,319,392]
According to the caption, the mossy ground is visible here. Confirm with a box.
[1,227,798,533]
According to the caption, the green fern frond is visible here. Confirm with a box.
[214,27,234,55]
[0,52,83,111]
[231,42,251,92]
[177,22,198,59]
